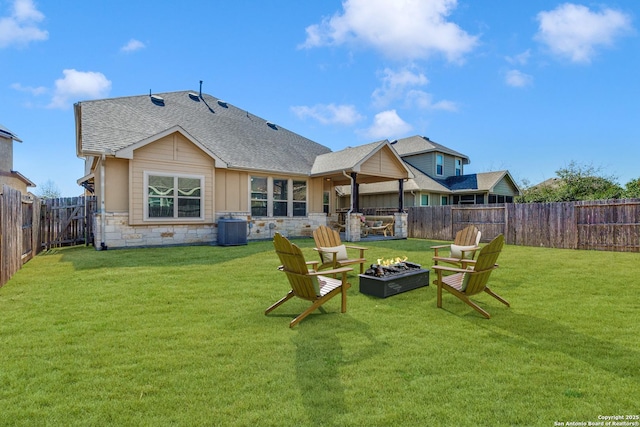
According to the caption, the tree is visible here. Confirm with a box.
[517,161,624,203]
[624,178,640,198]
[36,179,61,199]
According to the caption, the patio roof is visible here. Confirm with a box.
[311,140,413,185]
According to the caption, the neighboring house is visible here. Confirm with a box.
[0,124,36,194]
[338,135,520,208]
[75,90,412,249]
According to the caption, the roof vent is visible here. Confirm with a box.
[188,92,200,101]
[390,139,397,144]
[217,100,228,108]
[266,121,278,130]
[150,95,165,106]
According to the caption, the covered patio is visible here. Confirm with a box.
[311,140,414,242]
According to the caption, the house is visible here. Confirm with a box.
[337,135,520,209]
[0,124,36,194]
[75,90,412,249]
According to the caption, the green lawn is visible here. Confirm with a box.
[1,238,638,426]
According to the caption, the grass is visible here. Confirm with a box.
[1,238,638,426]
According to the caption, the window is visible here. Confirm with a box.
[251,177,268,216]
[455,158,462,176]
[420,194,429,206]
[146,173,202,219]
[273,179,288,216]
[436,154,444,175]
[250,176,307,217]
[488,194,513,204]
[441,196,448,205]
[323,191,330,214]
[292,180,307,217]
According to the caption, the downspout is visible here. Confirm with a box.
[100,153,107,250]
[342,170,354,241]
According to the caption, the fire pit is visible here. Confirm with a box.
[359,257,429,298]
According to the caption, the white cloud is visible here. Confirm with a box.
[11,82,47,95]
[291,103,364,126]
[121,38,145,53]
[535,3,633,64]
[505,70,533,88]
[505,49,531,66]
[361,110,412,140]
[372,67,457,111]
[0,0,48,48]
[300,0,478,62]
[372,67,429,107]
[48,69,112,109]
[406,90,458,111]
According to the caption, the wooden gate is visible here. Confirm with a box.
[41,196,96,249]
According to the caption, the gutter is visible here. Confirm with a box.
[100,153,107,250]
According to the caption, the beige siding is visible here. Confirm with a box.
[308,177,324,213]
[0,137,13,172]
[215,169,249,212]
[105,157,128,212]
[360,147,408,179]
[129,132,215,225]
[0,175,28,194]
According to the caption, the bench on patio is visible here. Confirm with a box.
[363,215,395,237]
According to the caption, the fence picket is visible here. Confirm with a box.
[408,199,640,252]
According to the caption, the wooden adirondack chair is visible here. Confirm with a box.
[313,225,368,274]
[432,234,509,319]
[266,233,352,328]
[431,225,481,267]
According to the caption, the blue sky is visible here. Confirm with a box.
[1,0,638,196]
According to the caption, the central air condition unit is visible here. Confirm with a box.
[217,218,248,246]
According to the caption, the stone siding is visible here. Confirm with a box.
[93,211,328,249]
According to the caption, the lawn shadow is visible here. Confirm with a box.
[291,315,384,426]
[58,241,275,271]
[482,312,639,381]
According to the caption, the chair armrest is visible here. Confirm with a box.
[309,267,353,276]
[345,245,368,251]
[430,244,449,249]
[431,265,471,274]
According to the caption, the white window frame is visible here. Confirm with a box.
[455,158,462,176]
[436,154,444,176]
[144,171,205,221]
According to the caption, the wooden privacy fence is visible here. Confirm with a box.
[408,198,640,252]
[1,185,96,287]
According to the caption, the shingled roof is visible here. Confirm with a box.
[391,135,469,163]
[75,91,331,175]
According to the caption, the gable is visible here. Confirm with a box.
[359,145,410,180]
[134,131,214,167]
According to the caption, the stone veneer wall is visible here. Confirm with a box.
[394,212,408,239]
[92,212,328,249]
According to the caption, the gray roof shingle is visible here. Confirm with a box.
[76,91,331,175]
[391,135,469,162]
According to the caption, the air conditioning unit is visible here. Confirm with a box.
[217,218,248,246]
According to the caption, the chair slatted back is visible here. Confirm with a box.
[455,225,481,246]
[273,233,317,301]
[464,234,504,296]
[313,225,341,248]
